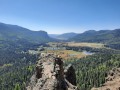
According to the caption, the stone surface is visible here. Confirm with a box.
[64,64,77,86]
[27,53,78,90]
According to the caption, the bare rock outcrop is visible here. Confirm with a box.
[91,68,120,90]
[27,53,78,90]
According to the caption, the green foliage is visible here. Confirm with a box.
[0,41,39,90]
[0,22,55,43]
[14,84,21,90]
[72,54,120,90]
[70,29,120,49]
[65,46,120,90]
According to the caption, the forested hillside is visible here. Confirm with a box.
[0,22,55,90]
[0,22,55,43]
[0,22,120,90]
[70,29,120,49]
[0,40,43,90]
[65,46,120,90]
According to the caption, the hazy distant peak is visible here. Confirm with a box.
[84,30,96,33]
[49,32,78,40]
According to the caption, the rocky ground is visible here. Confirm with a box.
[91,68,120,90]
[26,53,78,90]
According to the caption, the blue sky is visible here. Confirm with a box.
[0,0,120,34]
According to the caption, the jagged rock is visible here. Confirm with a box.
[27,53,78,90]
[64,64,76,86]
[106,88,110,90]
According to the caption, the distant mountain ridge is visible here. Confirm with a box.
[1,22,120,47]
[0,22,55,43]
[49,34,60,38]
[49,32,78,40]
[70,29,120,44]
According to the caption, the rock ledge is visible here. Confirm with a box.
[27,53,78,90]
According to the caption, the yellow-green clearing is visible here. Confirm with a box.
[67,42,104,48]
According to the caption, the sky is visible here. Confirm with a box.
[0,0,120,34]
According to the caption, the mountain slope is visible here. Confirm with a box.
[0,22,54,43]
[49,34,60,38]
[70,29,120,44]
[49,32,77,40]
[91,68,120,90]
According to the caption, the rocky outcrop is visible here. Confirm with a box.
[27,53,78,90]
[91,68,120,90]
[64,64,77,86]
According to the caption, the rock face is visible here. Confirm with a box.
[64,64,77,86]
[91,68,120,90]
[27,53,78,90]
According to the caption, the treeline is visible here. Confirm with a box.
[66,46,120,54]
[0,40,48,52]
[0,51,38,90]
[74,54,120,90]
[65,47,120,90]
[105,44,120,50]
[0,41,42,90]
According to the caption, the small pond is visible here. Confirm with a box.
[83,51,94,55]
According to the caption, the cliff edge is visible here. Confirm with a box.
[26,53,78,90]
